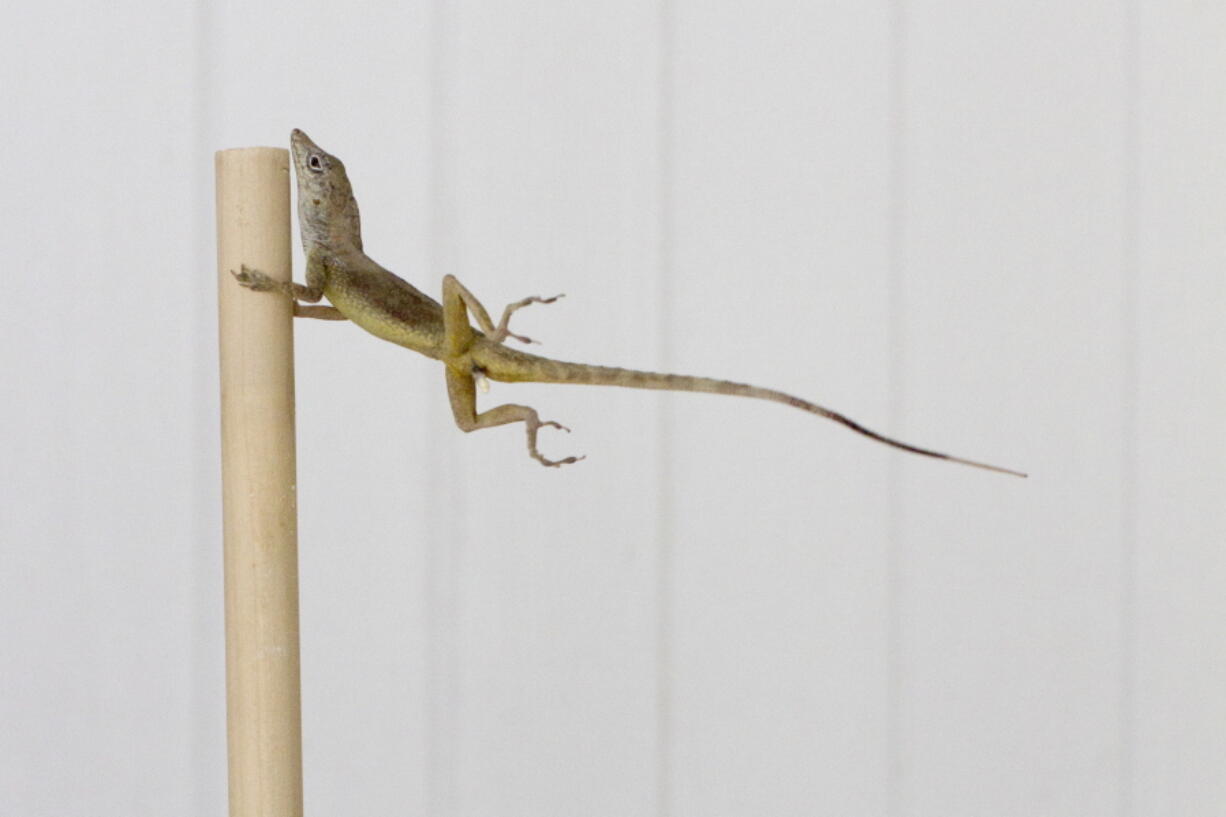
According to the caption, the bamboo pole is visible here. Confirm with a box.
[215,146,303,817]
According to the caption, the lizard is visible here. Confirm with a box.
[233,128,1025,478]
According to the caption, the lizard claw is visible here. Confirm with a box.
[525,415,584,467]
[536,452,586,468]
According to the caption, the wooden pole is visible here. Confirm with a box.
[215,146,304,817]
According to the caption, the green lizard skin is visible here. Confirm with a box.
[232,128,1024,477]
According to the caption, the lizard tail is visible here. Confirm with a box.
[476,346,1026,478]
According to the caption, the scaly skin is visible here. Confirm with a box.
[233,129,1025,476]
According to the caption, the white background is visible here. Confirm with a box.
[2,1,1223,815]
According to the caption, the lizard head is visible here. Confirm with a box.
[290,129,363,253]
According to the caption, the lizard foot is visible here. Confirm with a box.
[493,294,566,345]
[231,264,277,291]
[525,415,585,467]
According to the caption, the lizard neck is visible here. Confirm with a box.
[304,241,369,269]
[301,230,363,258]
[298,199,363,254]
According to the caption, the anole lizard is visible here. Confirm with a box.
[233,129,1025,477]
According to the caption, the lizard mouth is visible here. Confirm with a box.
[289,128,320,166]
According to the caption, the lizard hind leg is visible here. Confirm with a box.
[441,274,563,346]
[444,367,584,468]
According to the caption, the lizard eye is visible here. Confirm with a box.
[307,154,324,172]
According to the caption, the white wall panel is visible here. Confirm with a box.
[667,2,894,814]
[209,3,437,815]
[427,4,665,815]
[0,3,218,814]
[900,2,1129,814]
[1134,3,1226,815]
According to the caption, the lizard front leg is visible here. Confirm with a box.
[442,274,562,345]
[231,258,346,321]
[291,305,346,320]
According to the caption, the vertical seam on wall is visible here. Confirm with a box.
[191,0,216,811]
[654,0,676,815]
[1119,1,1139,814]
[427,2,463,814]
[885,2,907,815]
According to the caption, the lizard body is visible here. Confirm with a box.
[233,129,1024,477]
